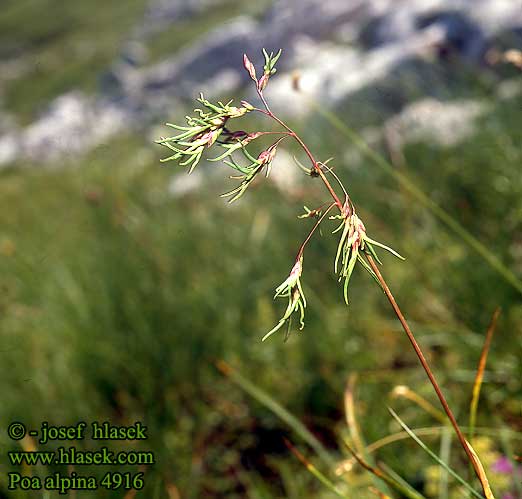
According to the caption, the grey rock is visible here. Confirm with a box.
[3,0,522,167]
[385,98,488,147]
[0,133,19,165]
[138,0,522,102]
[0,92,129,166]
[264,25,447,117]
[140,17,257,99]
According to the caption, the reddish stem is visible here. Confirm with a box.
[254,89,487,496]
[254,102,344,211]
[366,255,486,495]
[296,203,336,260]
[255,131,292,137]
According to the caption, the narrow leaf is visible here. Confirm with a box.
[284,439,348,498]
[388,408,485,499]
[469,307,501,441]
[216,361,335,468]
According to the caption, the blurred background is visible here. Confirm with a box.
[0,0,521,497]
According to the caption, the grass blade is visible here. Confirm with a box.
[391,385,447,424]
[463,440,496,499]
[379,462,430,499]
[345,374,393,497]
[337,426,522,475]
[388,408,486,499]
[284,438,349,498]
[344,373,366,456]
[438,427,452,499]
[469,308,501,441]
[344,441,427,499]
[216,360,335,468]
[368,486,393,499]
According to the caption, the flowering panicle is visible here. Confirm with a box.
[156,52,499,499]
[220,143,278,203]
[332,201,404,304]
[263,256,306,342]
[208,131,262,163]
[156,49,405,341]
[156,94,252,173]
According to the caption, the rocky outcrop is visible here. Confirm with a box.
[138,0,522,103]
[1,0,521,167]
[0,93,129,166]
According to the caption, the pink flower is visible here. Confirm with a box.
[492,456,514,474]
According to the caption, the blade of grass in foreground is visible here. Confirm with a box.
[438,427,452,499]
[388,408,487,499]
[469,308,501,441]
[369,486,392,499]
[284,438,349,498]
[391,385,447,424]
[216,360,335,468]
[344,441,427,499]
[305,96,522,295]
[337,426,522,475]
[379,462,430,499]
[345,374,365,456]
[463,440,496,499]
[345,374,393,498]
